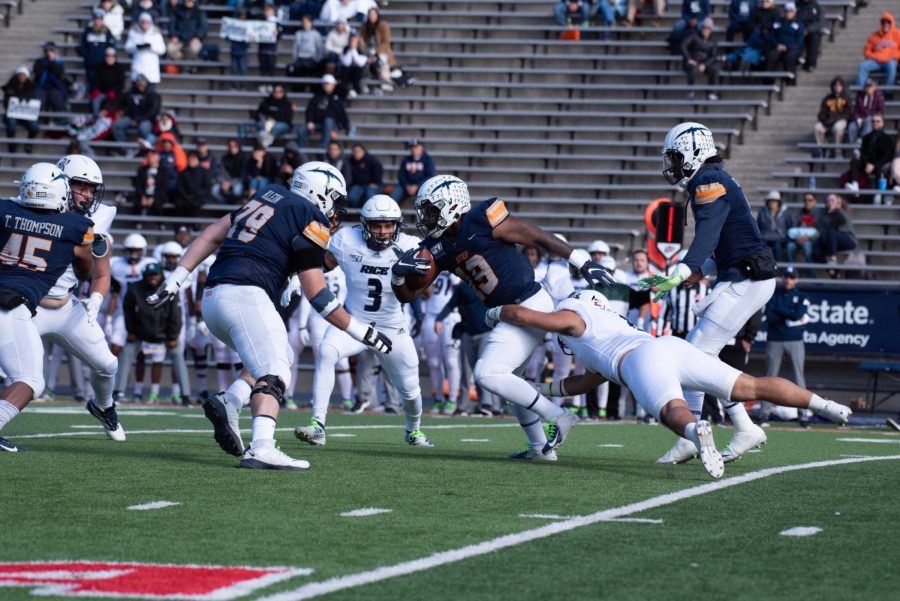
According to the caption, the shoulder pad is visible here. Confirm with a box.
[302,220,331,249]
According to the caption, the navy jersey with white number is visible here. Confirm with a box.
[0,198,93,308]
[421,198,540,308]
[206,185,331,301]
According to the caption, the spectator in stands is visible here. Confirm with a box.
[726,0,758,42]
[325,19,351,73]
[298,74,349,152]
[757,190,792,261]
[112,74,160,149]
[168,0,208,61]
[157,131,187,189]
[848,78,886,144]
[99,0,125,39]
[855,12,899,92]
[554,0,588,27]
[2,66,39,154]
[258,2,282,78]
[253,84,295,148]
[153,109,180,145]
[669,0,710,52]
[125,13,166,85]
[32,42,69,118]
[78,9,118,93]
[196,136,219,182]
[846,114,894,194]
[787,192,825,264]
[124,262,181,404]
[753,0,779,38]
[229,10,250,87]
[359,8,397,90]
[174,150,212,217]
[218,138,249,201]
[278,141,307,186]
[90,47,127,115]
[821,193,857,269]
[625,0,665,29]
[341,32,368,98]
[765,2,804,77]
[133,148,170,215]
[243,144,279,196]
[813,76,851,155]
[391,138,435,203]
[348,142,383,206]
[65,99,118,158]
[796,0,823,72]
[682,18,719,100]
[325,140,353,181]
[287,15,324,80]
[320,0,364,24]
[131,0,162,25]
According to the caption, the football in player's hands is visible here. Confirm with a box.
[392,247,436,290]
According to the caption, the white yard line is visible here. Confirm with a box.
[460,439,491,443]
[780,526,822,537]
[257,454,900,601]
[126,501,181,511]
[339,508,393,517]
[837,437,900,445]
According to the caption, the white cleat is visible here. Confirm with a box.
[694,420,724,479]
[239,445,310,471]
[655,435,698,465]
[509,445,558,462]
[542,411,578,454]
[813,400,852,425]
[294,419,326,446]
[721,424,767,464]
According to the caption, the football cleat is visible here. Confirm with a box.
[350,398,370,414]
[405,429,433,446]
[0,436,23,452]
[284,398,298,410]
[147,391,159,404]
[442,401,457,415]
[239,446,310,471]
[694,421,724,479]
[383,405,399,414]
[431,400,444,415]
[294,419,326,446]
[542,411,577,454]
[721,424,767,464]
[202,393,245,457]
[655,436,698,465]
[86,400,126,442]
[341,399,353,412]
[812,400,852,425]
[509,443,557,462]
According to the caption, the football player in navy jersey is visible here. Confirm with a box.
[0,163,95,453]
[392,175,615,461]
[642,122,777,465]
[149,161,393,471]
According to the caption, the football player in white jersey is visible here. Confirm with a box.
[294,195,432,447]
[423,271,462,414]
[160,241,194,405]
[31,155,124,440]
[109,233,155,400]
[187,251,217,400]
[488,290,853,478]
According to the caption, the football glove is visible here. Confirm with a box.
[196,319,210,337]
[147,266,190,309]
[346,317,393,354]
[484,306,503,329]
[391,247,431,285]
[81,292,103,325]
[410,317,422,339]
[298,327,310,347]
[280,275,301,308]
[569,249,615,289]
[639,272,683,302]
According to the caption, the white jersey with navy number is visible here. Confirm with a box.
[425,272,460,316]
[556,297,651,385]
[327,226,420,331]
[45,203,117,300]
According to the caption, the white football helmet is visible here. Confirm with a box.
[160,241,183,257]
[15,162,70,213]
[56,154,104,215]
[415,175,471,239]
[661,122,717,186]
[588,240,610,255]
[123,233,147,264]
[360,194,402,250]
[291,161,348,228]
[600,256,617,272]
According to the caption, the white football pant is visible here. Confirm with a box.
[0,306,46,398]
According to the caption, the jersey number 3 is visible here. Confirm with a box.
[229,200,275,243]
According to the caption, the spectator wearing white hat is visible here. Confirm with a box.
[1,66,39,153]
[757,190,792,261]
[298,74,349,153]
[124,12,166,84]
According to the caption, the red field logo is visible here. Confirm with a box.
[0,561,312,599]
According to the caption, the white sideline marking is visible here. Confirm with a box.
[780,526,822,537]
[518,514,661,525]
[597,444,624,448]
[257,454,900,601]
[28,408,182,416]
[611,518,664,524]
[460,439,490,443]
[70,425,103,429]
[840,454,874,458]
[127,501,181,511]
[838,437,900,445]
[340,508,392,517]
[329,433,356,438]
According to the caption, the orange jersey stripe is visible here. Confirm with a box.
[302,221,330,249]
[486,200,509,228]
[81,227,95,245]
[694,183,726,205]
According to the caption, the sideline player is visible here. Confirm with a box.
[488,290,852,478]
[642,122,778,464]
[148,161,393,471]
[294,194,432,447]
[392,175,615,460]
[32,155,123,440]
[422,271,461,414]
[0,163,95,452]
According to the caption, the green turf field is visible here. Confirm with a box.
[2,403,899,601]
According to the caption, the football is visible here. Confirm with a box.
[405,246,438,290]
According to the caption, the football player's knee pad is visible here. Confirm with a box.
[96,356,118,379]
[317,342,341,366]
[252,374,286,404]
[474,358,508,383]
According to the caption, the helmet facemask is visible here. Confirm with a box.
[415,200,445,238]
[69,178,104,215]
[662,149,691,186]
[362,218,400,251]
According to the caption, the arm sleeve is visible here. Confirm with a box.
[298,294,312,328]
[682,191,730,271]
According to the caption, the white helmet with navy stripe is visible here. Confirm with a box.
[56,154,104,215]
[360,194,402,250]
[15,162,70,213]
[662,122,717,186]
[291,161,347,226]
[415,174,471,238]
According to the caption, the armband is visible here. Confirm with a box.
[542,379,568,398]
[92,233,111,258]
[310,287,340,317]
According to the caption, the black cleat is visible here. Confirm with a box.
[0,436,23,452]
[202,393,245,457]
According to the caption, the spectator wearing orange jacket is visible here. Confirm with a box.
[155,131,186,192]
[855,12,899,91]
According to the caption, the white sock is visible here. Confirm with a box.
[251,415,276,449]
[404,395,423,432]
[0,399,20,431]
[683,422,699,446]
[513,404,547,450]
[134,381,144,396]
[808,394,827,412]
[724,401,754,431]
[172,383,181,397]
[150,383,160,396]
[225,379,251,412]
[216,366,230,392]
[336,370,353,402]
